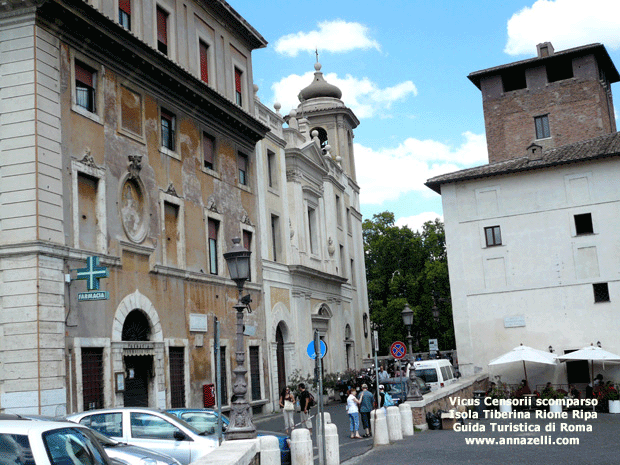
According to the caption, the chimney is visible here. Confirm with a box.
[537,42,554,58]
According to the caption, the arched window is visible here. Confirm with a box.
[312,127,329,151]
[122,309,151,341]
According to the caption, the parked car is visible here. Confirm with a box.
[2,413,181,465]
[166,408,290,465]
[0,417,115,465]
[382,376,430,404]
[67,408,218,465]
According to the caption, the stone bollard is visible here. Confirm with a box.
[259,435,281,465]
[325,422,340,465]
[291,428,312,465]
[399,403,414,437]
[386,406,403,442]
[317,412,332,465]
[371,409,389,446]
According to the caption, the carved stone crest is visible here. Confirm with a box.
[128,155,142,179]
[80,148,97,168]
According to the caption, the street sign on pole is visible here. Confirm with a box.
[373,330,379,353]
[390,341,407,360]
[307,340,327,359]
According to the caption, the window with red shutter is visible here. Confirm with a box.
[243,230,252,280]
[119,0,131,29]
[203,132,215,170]
[235,68,242,106]
[200,41,209,84]
[75,61,96,112]
[157,7,168,55]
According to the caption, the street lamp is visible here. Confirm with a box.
[223,237,256,439]
[401,304,414,357]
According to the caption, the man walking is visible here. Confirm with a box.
[298,383,313,435]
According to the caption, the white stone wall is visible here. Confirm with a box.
[442,157,620,385]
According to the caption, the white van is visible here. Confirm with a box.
[413,359,458,391]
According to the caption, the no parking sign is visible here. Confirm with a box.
[390,341,407,359]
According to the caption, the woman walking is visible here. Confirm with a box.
[279,387,296,434]
[346,388,362,439]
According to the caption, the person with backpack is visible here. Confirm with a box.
[357,383,374,437]
[297,383,313,434]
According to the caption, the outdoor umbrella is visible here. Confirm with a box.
[488,344,558,384]
[556,344,620,383]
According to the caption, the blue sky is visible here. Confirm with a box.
[232,0,620,231]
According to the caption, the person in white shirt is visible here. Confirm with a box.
[346,388,362,439]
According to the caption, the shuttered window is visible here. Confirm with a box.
[75,61,96,112]
[169,347,186,408]
[238,152,248,186]
[234,68,242,106]
[249,346,261,401]
[219,346,228,406]
[243,230,252,280]
[119,0,131,29]
[157,7,168,55]
[161,108,176,150]
[200,41,209,84]
[203,132,215,170]
[208,218,219,275]
[82,348,104,411]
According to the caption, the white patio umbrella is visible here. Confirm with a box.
[556,344,620,383]
[488,344,558,384]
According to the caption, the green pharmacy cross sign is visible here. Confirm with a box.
[76,256,109,301]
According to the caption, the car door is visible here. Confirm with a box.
[177,412,218,434]
[127,412,192,465]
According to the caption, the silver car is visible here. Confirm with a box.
[67,408,218,465]
[0,418,113,465]
[90,428,181,465]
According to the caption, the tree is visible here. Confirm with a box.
[363,213,454,355]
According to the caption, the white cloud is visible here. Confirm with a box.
[275,20,381,57]
[505,0,620,56]
[395,212,444,233]
[355,132,487,205]
[271,72,417,118]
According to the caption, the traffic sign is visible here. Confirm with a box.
[390,341,407,359]
[307,340,327,360]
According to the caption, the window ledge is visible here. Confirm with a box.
[267,186,280,196]
[201,167,220,179]
[72,105,103,125]
[237,183,252,193]
[118,127,145,145]
[160,146,180,160]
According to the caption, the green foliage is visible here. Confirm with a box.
[287,369,340,395]
[363,212,455,355]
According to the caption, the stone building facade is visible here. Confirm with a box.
[0,0,371,416]
[427,43,620,389]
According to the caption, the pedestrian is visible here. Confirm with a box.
[279,386,296,435]
[357,383,374,437]
[297,383,313,434]
[347,387,362,439]
[378,385,386,412]
[378,365,389,381]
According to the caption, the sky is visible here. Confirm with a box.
[231,0,620,232]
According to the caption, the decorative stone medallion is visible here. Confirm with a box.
[120,177,148,243]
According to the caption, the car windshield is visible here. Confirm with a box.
[89,429,120,447]
[158,412,205,436]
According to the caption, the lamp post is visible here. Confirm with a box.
[401,304,414,357]
[223,237,256,439]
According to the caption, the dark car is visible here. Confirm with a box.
[382,376,430,404]
[166,408,290,465]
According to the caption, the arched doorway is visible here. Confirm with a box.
[276,324,286,395]
[122,309,152,407]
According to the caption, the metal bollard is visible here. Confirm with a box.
[386,406,403,442]
[371,409,389,446]
[259,435,281,465]
[399,403,414,437]
[290,428,312,465]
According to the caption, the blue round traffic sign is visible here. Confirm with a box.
[307,340,327,360]
[390,341,407,359]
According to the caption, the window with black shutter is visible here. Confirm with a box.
[219,346,228,406]
[249,346,261,401]
[169,347,185,408]
[82,348,104,410]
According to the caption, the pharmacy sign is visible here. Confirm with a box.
[77,256,109,301]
